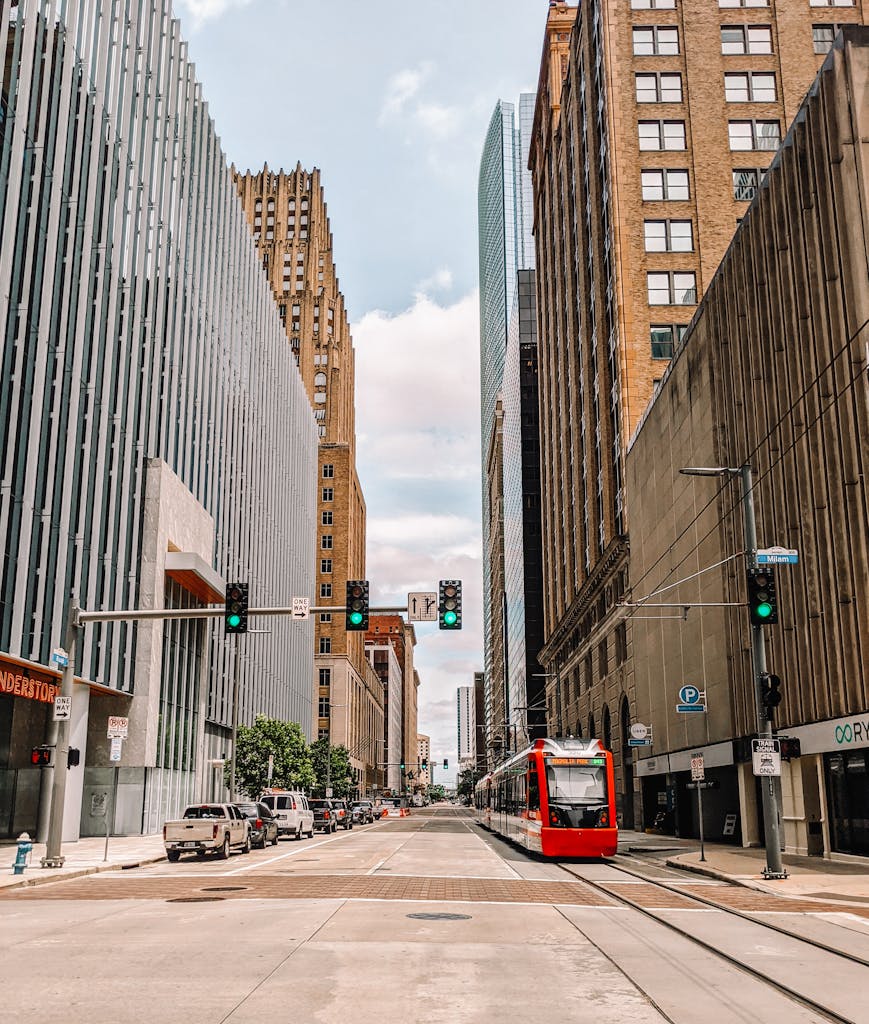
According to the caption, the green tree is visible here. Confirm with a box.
[427,784,447,802]
[457,767,483,803]
[310,738,353,797]
[225,716,315,798]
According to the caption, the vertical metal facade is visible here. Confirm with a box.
[0,0,317,826]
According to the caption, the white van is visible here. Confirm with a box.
[259,791,315,840]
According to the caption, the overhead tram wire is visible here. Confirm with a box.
[622,314,869,618]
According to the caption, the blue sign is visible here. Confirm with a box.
[756,547,798,565]
[628,738,652,747]
[677,684,706,714]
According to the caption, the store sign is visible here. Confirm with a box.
[0,665,59,704]
[783,713,869,756]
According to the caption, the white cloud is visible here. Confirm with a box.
[415,267,453,297]
[175,0,252,29]
[378,63,435,124]
[414,102,463,140]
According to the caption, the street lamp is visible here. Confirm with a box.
[680,463,786,879]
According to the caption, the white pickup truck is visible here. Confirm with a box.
[163,803,251,861]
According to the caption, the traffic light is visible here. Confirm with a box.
[746,568,778,625]
[438,580,462,630]
[421,758,427,771]
[345,580,369,631]
[30,746,51,767]
[225,583,248,634]
[442,758,448,770]
[760,673,783,720]
[400,760,406,773]
[67,748,80,768]
[780,737,801,760]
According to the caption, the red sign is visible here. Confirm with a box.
[0,662,60,704]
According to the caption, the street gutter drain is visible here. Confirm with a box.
[201,886,249,892]
[406,912,472,921]
[167,896,224,903]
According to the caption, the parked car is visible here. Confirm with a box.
[259,790,314,840]
[309,798,338,833]
[163,803,251,861]
[234,801,279,849]
[351,800,375,824]
[331,798,353,830]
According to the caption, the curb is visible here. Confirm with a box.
[662,856,840,900]
[2,852,167,891]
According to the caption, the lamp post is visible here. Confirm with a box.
[680,464,786,879]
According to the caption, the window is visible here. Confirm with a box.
[724,72,776,101]
[728,119,781,150]
[318,696,330,718]
[318,728,329,741]
[321,535,333,549]
[639,120,686,150]
[644,219,693,252]
[320,583,332,599]
[322,487,333,502]
[810,0,854,6]
[633,26,680,55]
[616,623,628,665]
[314,392,326,404]
[598,638,609,678]
[632,0,676,7]
[635,72,683,103]
[320,612,332,623]
[322,510,333,525]
[322,464,334,478]
[641,168,690,200]
[647,271,697,305]
[733,167,765,200]
[319,667,331,687]
[720,0,768,6]
[721,24,773,53]
[812,24,842,53]
[650,323,688,358]
[319,637,331,655]
[320,558,332,574]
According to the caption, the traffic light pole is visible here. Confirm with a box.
[229,635,242,802]
[739,465,787,879]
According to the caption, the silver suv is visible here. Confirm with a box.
[259,791,314,840]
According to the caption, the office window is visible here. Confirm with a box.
[639,120,686,150]
[650,324,688,358]
[320,559,332,574]
[633,25,680,55]
[724,72,776,101]
[320,583,332,599]
[321,535,333,549]
[318,696,330,718]
[810,0,854,5]
[319,667,331,686]
[320,613,332,623]
[641,168,690,201]
[812,24,844,52]
[635,72,683,103]
[733,168,765,200]
[321,510,333,525]
[319,638,331,655]
[721,24,773,53]
[322,487,333,502]
[644,219,693,252]
[728,119,781,150]
[322,464,334,478]
[647,271,697,305]
[720,0,768,6]
[598,639,609,678]
[632,0,676,7]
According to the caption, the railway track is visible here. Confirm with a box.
[557,856,867,1024]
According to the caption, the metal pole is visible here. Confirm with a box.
[740,465,787,879]
[229,635,241,802]
[41,600,81,867]
[697,786,706,862]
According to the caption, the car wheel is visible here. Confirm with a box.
[306,826,314,838]
[332,821,337,834]
[271,829,279,846]
[295,824,303,841]
[218,834,230,860]
[242,833,251,855]
[166,850,181,863]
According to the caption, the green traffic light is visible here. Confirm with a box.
[227,613,242,628]
[755,602,773,619]
[443,610,457,626]
[350,611,363,626]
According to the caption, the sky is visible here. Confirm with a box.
[174,0,547,782]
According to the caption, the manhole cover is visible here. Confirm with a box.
[201,886,248,892]
[406,912,472,921]
[167,896,224,903]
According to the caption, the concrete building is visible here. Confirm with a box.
[417,734,430,790]
[0,0,317,839]
[365,615,418,796]
[234,167,379,788]
[457,685,476,773]
[478,94,537,765]
[626,27,869,857]
[529,0,869,829]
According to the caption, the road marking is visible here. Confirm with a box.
[226,828,368,874]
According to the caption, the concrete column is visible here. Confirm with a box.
[62,684,91,841]
[736,761,760,847]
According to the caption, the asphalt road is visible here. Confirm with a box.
[1,808,864,1024]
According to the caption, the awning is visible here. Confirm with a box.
[164,551,225,604]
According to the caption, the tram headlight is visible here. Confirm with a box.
[549,809,561,827]
[596,808,610,828]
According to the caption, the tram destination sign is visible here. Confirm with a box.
[546,757,606,766]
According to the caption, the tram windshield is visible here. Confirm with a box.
[545,760,607,805]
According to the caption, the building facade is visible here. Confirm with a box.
[365,615,418,796]
[417,733,430,790]
[0,0,317,839]
[529,0,869,828]
[234,167,378,786]
[627,28,869,857]
[457,685,476,772]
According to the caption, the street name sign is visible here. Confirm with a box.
[407,592,437,622]
[752,738,781,777]
[628,738,652,747]
[51,647,69,667]
[53,696,71,722]
[107,716,128,739]
[691,754,705,781]
[756,546,799,565]
[676,684,706,714]
[291,597,310,620]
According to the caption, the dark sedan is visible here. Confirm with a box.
[233,801,279,849]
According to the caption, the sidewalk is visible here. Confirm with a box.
[0,833,166,890]
[618,829,869,903]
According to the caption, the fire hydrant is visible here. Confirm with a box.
[13,832,32,875]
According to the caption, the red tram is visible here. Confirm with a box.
[474,737,617,858]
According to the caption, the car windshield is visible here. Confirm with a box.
[545,760,607,805]
[183,805,225,819]
[310,800,329,808]
[235,804,258,817]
